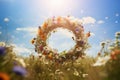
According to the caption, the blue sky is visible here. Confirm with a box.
[0,0,120,56]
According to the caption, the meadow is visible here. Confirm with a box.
[0,32,120,80]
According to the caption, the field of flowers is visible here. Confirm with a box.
[0,32,120,80]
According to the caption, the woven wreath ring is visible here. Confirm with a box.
[32,16,89,62]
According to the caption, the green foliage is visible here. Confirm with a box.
[105,54,120,80]
[1,32,120,80]
[105,32,120,80]
[0,43,89,80]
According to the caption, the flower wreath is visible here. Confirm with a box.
[31,16,90,62]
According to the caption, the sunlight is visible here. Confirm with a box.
[45,0,71,10]
[49,0,65,7]
[39,0,76,15]
[28,0,78,16]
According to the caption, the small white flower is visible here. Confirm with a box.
[14,58,26,67]
[93,56,110,66]
[38,53,42,57]
[76,47,82,51]
[73,70,79,76]
[69,16,75,20]
[56,69,60,72]
[76,38,81,41]
[0,42,5,47]
[82,74,88,78]
[67,68,70,71]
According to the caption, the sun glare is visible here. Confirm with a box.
[30,0,77,16]
[50,0,64,7]
[40,0,75,14]
[47,0,69,10]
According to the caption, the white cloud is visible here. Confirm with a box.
[97,20,105,24]
[93,56,110,66]
[11,44,31,55]
[57,28,75,38]
[0,32,2,34]
[4,18,9,22]
[80,17,96,24]
[47,28,76,52]
[16,27,38,33]
[48,40,75,53]
[90,32,95,37]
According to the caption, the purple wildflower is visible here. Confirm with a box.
[78,41,84,46]
[13,66,27,76]
[0,46,6,55]
[75,28,79,32]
